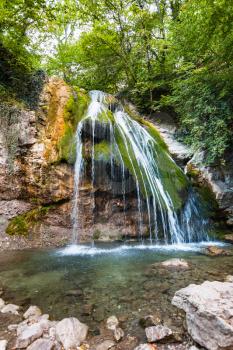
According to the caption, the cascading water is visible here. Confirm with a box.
[72,90,209,244]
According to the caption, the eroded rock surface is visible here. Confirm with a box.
[55,317,88,349]
[172,280,233,350]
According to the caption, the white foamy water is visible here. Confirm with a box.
[57,241,227,257]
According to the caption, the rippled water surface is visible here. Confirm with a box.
[0,242,232,340]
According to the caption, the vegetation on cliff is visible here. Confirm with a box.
[6,206,52,236]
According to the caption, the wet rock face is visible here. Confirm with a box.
[0,77,152,247]
[186,151,233,228]
[0,77,74,249]
[172,281,233,350]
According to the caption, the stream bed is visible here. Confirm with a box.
[0,242,232,342]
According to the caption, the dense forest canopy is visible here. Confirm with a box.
[1,0,233,164]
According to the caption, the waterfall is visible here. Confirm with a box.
[72,90,209,244]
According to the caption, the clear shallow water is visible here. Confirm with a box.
[0,242,232,340]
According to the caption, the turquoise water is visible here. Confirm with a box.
[0,242,232,341]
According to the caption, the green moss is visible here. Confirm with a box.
[94,141,111,162]
[115,124,188,210]
[58,124,76,164]
[93,229,101,240]
[186,163,200,178]
[124,105,168,151]
[65,87,90,126]
[57,88,90,164]
[6,206,52,236]
[156,148,188,210]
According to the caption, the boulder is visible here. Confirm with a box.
[225,275,233,282]
[0,340,7,350]
[23,305,42,320]
[1,303,19,315]
[172,281,233,350]
[160,259,189,270]
[96,340,115,350]
[145,325,173,343]
[205,246,231,256]
[55,317,88,349]
[15,323,43,348]
[134,345,158,350]
[26,338,55,350]
[224,234,233,244]
[106,315,119,330]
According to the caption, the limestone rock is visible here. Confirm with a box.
[96,340,115,350]
[145,325,173,343]
[225,275,233,282]
[113,327,124,341]
[224,233,233,244]
[160,259,189,270]
[55,317,88,349]
[0,340,7,350]
[172,281,233,350]
[106,315,119,330]
[134,344,158,350]
[26,338,55,350]
[186,151,233,227]
[1,303,19,315]
[24,305,42,320]
[15,323,43,348]
[205,246,231,256]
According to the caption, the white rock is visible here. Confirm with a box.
[106,315,119,330]
[114,327,124,341]
[96,340,115,350]
[225,275,233,282]
[15,323,43,348]
[161,258,189,269]
[26,338,55,350]
[55,317,88,349]
[38,318,53,332]
[23,306,42,319]
[0,340,7,350]
[145,325,172,342]
[1,303,19,315]
[0,298,5,310]
[172,281,233,350]
[134,345,157,350]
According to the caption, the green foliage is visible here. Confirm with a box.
[6,206,52,236]
[165,0,233,163]
[166,69,233,163]
[0,0,54,103]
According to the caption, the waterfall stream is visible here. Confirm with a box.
[72,91,209,244]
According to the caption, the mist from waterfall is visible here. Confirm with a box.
[72,91,209,244]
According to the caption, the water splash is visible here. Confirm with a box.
[72,90,209,244]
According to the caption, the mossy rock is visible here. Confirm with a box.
[6,206,52,236]
[94,141,111,162]
[57,88,90,164]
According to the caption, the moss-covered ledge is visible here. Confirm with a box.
[6,206,53,236]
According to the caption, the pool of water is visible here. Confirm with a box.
[0,241,232,341]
